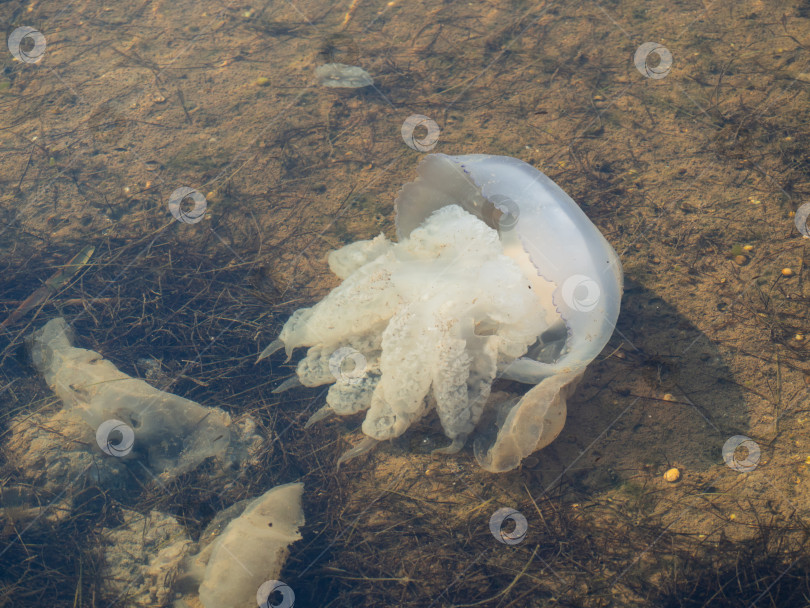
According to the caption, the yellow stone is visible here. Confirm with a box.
[664,468,680,482]
[781,267,794,276]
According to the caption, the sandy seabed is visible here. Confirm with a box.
[0,0,809,606]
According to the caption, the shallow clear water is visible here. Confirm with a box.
[1,1,809,607]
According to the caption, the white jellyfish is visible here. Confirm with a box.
[259,154,623,472]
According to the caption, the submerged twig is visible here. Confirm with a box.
[0,244,95,330]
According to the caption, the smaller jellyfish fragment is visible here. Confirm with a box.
[315,63,373,88]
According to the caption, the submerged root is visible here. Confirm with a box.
[272,376,302,394]
[304,405,334,428]
[336,436,379,469]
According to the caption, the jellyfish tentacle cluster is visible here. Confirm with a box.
[259,154,623,472]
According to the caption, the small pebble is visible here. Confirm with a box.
[795,333,805,341]
[662,393,675,402]
[734,255,747,266]
[254,76,271,87]
[742,245,754,251]
[781,267,794,276]
[664,468,680,482]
